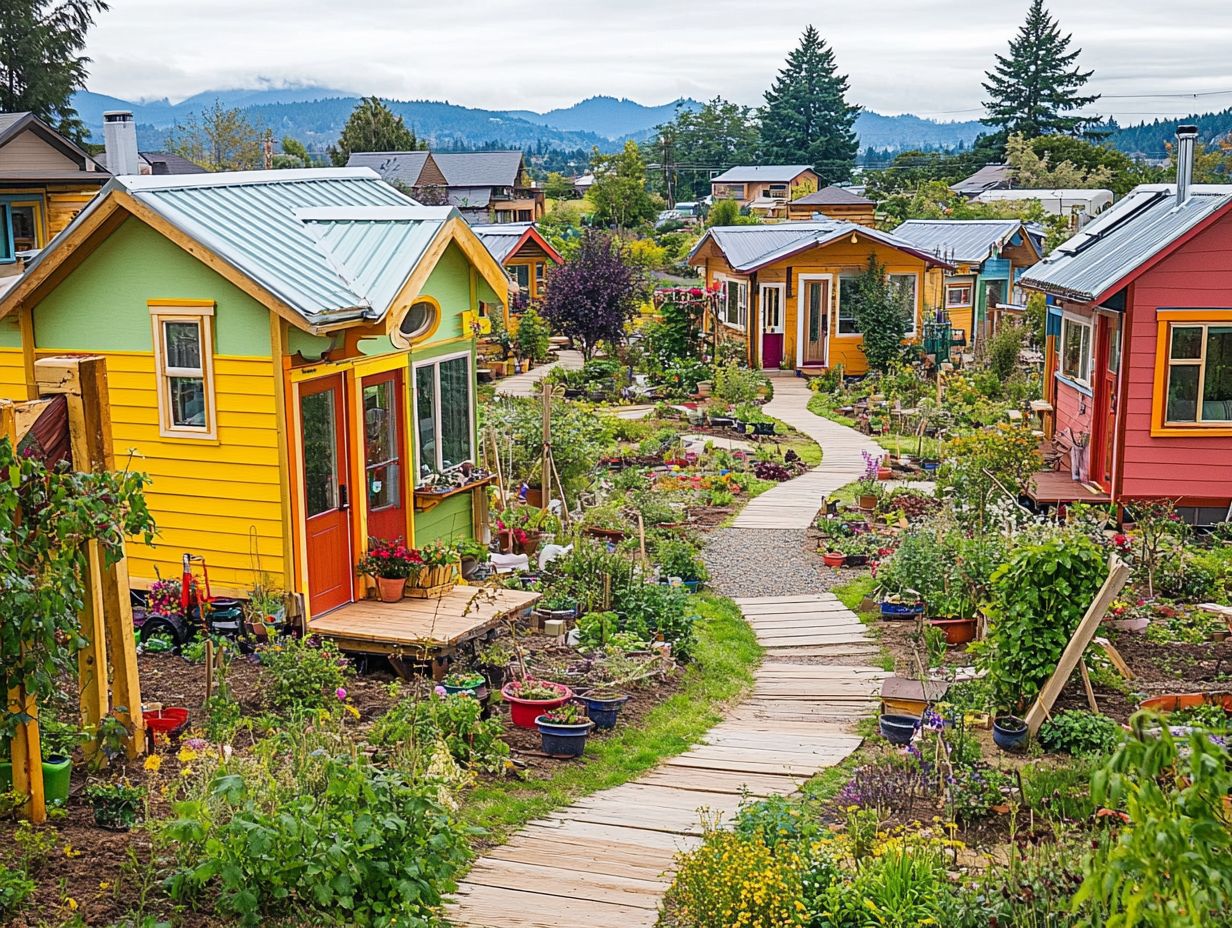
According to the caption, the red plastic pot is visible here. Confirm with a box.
[143,706,189,736]
[822,552,846,568]
[929,617,977,646]
[501,681,573,729]
[1139,692,1232,715]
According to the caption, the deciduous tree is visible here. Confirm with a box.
[166,100,265,171]
[540,231,644,359]
[983,0,1100,138]
[0,0,109,142]
[760,26,860,183]
[654,97,761,200]
[329,96,423,167]
[849,256,911,373]
[588,141,657,229]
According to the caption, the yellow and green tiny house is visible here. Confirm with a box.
[687,221,952,375]
[0,168,508,620]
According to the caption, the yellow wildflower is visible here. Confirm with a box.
[143,754,163,773]
[63,844,81,858]
[345,704,360,720]
[177,746,198,763]
[66,898,78,911]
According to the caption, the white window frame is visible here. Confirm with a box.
[717,275,748,331]
[889,273,919,337]
[411,350,475,485]
[1059,313,1093,387]
[149,302,217,440]
[716,183,745,200]
[946,283,973,308]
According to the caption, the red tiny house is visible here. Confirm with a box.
[1023,129,1232,522]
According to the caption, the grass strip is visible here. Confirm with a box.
[459,593,761,846]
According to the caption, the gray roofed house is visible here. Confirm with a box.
[345,151,433,188]
[710,164,821,214]
[689,220,949,273]
[950,163,1011,197]
[892,219,1030,265]
[786,185,876,224]
[96,150,208,176]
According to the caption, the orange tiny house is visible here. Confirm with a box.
[473,222,564,320]
[0,168,509,621]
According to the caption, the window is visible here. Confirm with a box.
[0,205,11,263]
[413,354,473,482]
[150,303,215,439]
[767,184,789,199]
[721,278,748,329]
[391,299,439,348]
[512,264,530,290]
[946,284,973,307]
[762,286,782,331]
[983,279,1005,310]
[364,379,400,512]
[716,183,744,200]
[1060,316,1092,385]
[535,262,546,286]
[1164,324,1232,424]
[837,275,860,334]
[889,274,918,336]
[9,205,37,251]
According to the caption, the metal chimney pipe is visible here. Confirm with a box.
[1176,124,1198,206]
[102,111,140,176]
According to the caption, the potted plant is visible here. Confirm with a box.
[535,701,594,758]
[457,538,491,581]
[244,579,286,639]
[879,713,919,745]
[409,541,458,597]
[992,714,1029,752]
[534,590,578,626]
[576,690,629,731]
[33,719,84,806]
[85,780,145,831]
[501,678,573,729]
[879,593,925,620]
[477,641,515,690]
[929,615,978,646]
[822,549,846,568]
[357,537,422,603]
[441,670,486,697]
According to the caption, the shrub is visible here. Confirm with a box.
[712,361,767,405]
[0,864,34,920]
[370,691,509,775]
[514,304,551,363]
[938,423,1041,519]
[1037,710,1124,756]
[848,256,913,374]
[260,635,352,714]
[654,538,708,583]
[984,531,1107,710]
[985,322,1025,382]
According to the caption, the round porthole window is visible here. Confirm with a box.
[392,300,438,346]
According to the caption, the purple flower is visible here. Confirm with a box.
[434,685,448,697]
[335,687,347,701]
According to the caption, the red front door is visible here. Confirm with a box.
[300,374,353,616]
[1090,313,1121,491]
[361,369,408,542]
[761,284,784,369]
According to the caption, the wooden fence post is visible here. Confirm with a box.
[1,399,46,823]
[36,357,145,758]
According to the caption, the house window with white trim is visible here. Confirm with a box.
[150,304,216,439]
[946,283,973,308]
[1165,324,1232,424]
[837,274,860,334]
[414,354,473,482]
[721,278,748,329]
[889,273,918,336]
[1060,316,1093,385]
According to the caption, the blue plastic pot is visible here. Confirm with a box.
[993,716,1029,751]
[880,601,925,620]
[535,717,594,757]
[577,694,629,731]
[879,714,919,745]
[921,459,940,474]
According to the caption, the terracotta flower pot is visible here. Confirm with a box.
[822,552,846,568]
[377,576,406,603]
[929,617,978,646]
[858,494,878,511]
[877,467,893,481]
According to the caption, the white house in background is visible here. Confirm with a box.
[974,188,1114,229]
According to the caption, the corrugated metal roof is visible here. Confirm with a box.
[711,165,813,184]
[792,185,873,206]
[1021,184,1232,303]
[690,220,952,273]
[472,222,532,263]
[433,151,524,187]
[345,151,431,186]
[891,219,1026,265]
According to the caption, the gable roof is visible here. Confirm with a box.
[1021,184,1232,303]
[950,163,1010,196]
[472,222,564,265]
[891,219,1035,266]
[791,185,873,207]
[688,220,953,273]
[345,151,432,187]
[1,168,510,332]
[96,150,208,175]
[0,111,108,178]
[711,165,814,184]
[432,151,525,187]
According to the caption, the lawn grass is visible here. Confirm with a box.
[833,574,896,672]
[806,393,943,460]
[459,594,761,846]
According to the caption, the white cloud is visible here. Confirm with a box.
[86,0,1232,121]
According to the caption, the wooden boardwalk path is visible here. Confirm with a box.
[446,593,883,928]
[495,350,584,398]
[733,374,882,530]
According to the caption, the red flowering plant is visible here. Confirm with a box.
[357,537,422,580]
[147,577,196,617]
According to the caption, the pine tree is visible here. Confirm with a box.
[760,26,860,183]
[983,0,1101,138]
[329,97,423,166]
[0,1,109,143]
[655,97,761,199]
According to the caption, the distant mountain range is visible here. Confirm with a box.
[71,87,995,155]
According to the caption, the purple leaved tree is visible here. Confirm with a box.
[541,231,644,359]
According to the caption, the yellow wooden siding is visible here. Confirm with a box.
[0,347,28,401]
[46,189,97,238]
[62,351,287,591]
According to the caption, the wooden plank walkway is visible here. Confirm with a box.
[495,349,584,398]
[446,592,883,927]
[733,374,882,530]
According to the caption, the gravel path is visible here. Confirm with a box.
[703,527,857,598]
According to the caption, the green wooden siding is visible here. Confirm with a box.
[32,218,271,356]
[414,491,474,545]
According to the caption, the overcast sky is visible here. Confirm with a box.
[85,0,1232,122]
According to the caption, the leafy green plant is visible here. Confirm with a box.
[0,863,34,920]
[540,701,587,725]
[712,361,767,405]
[655,538,708,583]
[1037,710,1124,756]
[369,692,509,775]
[259,635,352,715]
[937,424,1041,521]
[514,304,551,363]
[577,611,622,650]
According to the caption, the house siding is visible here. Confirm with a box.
[1119,215,1232,502]
[30,217,286,591]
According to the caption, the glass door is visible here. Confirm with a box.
[801,279,829,365]
[300,374,352,616]
[362,369,407,542]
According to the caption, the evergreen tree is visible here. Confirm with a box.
[654,97,761,200]
[983,0,1101,138]
[0,1,109,143]
[760,26,860,183]
[329,97,423,166]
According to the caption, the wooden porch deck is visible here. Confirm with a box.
[1026,470,1111,505]
[307,585,540,663]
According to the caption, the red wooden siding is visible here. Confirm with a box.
[1053,374,1093,475]
[1120,214,1232,501]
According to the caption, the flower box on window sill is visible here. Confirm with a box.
[413,474,494,511]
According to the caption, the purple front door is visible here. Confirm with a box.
[760,284,785,369]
